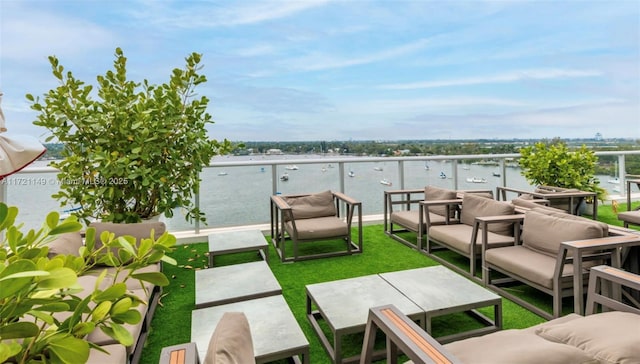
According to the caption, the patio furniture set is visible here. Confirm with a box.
[160,185,640,363]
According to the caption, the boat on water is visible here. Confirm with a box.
[492,172,501,177]
[466,177,487,183]
[380,179,392,186]
[280,172,289,181]
[461,165,470,170]
[374,166,383,171]
[348,170,355,177]
[218,172,228,176]
[608,177,620,184]
[285,165,299,170]
[439,171,446,179]
[424,162,430,171]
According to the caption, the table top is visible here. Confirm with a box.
[191,295,309,361]
[306,274,423,331]
[208,229,268,252]
[195,261,281,308]
[379,266,500,314]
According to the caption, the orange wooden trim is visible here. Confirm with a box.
[381,308,453,364]
[169,349,186,364]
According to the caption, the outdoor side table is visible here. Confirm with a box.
[306,274,423,364]
[192,295,310,364]
[194,261,282,309]
[379,265,502,343]
[207,229,268,267]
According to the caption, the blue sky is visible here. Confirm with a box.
[1,0,639,142]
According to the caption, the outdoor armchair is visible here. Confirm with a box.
[617,178,640,229]
[482,208,617,319]
[384,185,459,250]
[422,192,518,279]
[270,190,362,262]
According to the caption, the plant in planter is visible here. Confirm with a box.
[518,140,607,202]
[28,47,233,224]
[0,203,176,363]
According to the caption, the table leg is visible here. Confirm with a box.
[573,250,584,315]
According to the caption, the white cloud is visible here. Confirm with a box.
[379,69,603,90]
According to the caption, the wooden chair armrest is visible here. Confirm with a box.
[361,304,462,364]
[333,191,360,206]
[271,194,292,211]
[419,199,463,207]
[475,214,525,224]
[586,265,640,315]
[384,188,424,195]
[456,189,493,198]
[159,342,199,364]
[561,235,640,251]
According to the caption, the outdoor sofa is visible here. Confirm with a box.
[46,221,167,364]
[361,264,640,364]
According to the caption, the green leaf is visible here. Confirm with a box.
[0,341,22,363]
[94,282,126,302]
[0,321,39,339]
[46,211,60,229]
[49,221,83,235]
[131,271,169,286]
[38,267,78,289]
[103,322,133,346]
[48,334,90,364]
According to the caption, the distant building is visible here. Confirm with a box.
[595,132,603,141]
[266,148,283,155]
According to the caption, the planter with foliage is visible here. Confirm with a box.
[518,140,607,202]
[0,203,176,363]
[28,47,233,224]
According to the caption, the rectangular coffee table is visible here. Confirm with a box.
[194,261,282,309]
[380,265,502,343]
[192,295,309,364]
[306,274,424,364]
[208,229,268,267]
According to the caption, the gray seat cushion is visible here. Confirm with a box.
[429,224,514,255]
[87,344,127,364]
[285,216,348,240]
[484,245,575,289]
[390,210,448,231]
[618,211,640,225]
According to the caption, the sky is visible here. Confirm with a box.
[1,0,639,142]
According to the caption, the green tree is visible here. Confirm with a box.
[29,48,233,223]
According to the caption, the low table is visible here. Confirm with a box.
[306,266,503,364]
[192,295,310,364]
[306,275,424,364]
[194,261,282,309]
[380,266,502,343]
[207,229,268,267]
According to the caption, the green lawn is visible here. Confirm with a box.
[140,202,639,364]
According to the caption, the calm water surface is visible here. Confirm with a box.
[6,156,621,232]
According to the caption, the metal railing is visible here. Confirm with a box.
[3,151,639,237]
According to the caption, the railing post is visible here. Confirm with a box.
[452,159,459,190]
[619,155,626,194]
[399,160,405,190]
[272,164,278,195]
[339,162,345,193]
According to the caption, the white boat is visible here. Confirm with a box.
[380,179,392,186]
[466,177,487,183]
[439,171,446,179]
[280,172,289,181]
[285,165,299,170]
[424,162,430,171]
[374,166,383,171]
[462,165,470,170]
[348,170,355,177]
[217,172,228,176]
[608,177,620,184]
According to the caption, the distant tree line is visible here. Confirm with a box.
[41,138,640,175]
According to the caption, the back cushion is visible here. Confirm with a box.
[424,186,457,217]
[204,312,256,364]
[522,210,605,255]
[47,231,84,258]
[285,190,336,220]
[460,193,515,236]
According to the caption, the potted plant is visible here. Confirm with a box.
[0,203,176,363]
[518,140,608,210]
[28,47,233,224]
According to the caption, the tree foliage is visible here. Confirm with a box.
[519,141,607,201]
[29,48,233,223]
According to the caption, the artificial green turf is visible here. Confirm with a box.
[140,224,552,364]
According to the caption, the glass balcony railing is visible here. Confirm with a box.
[3,151,639,237]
